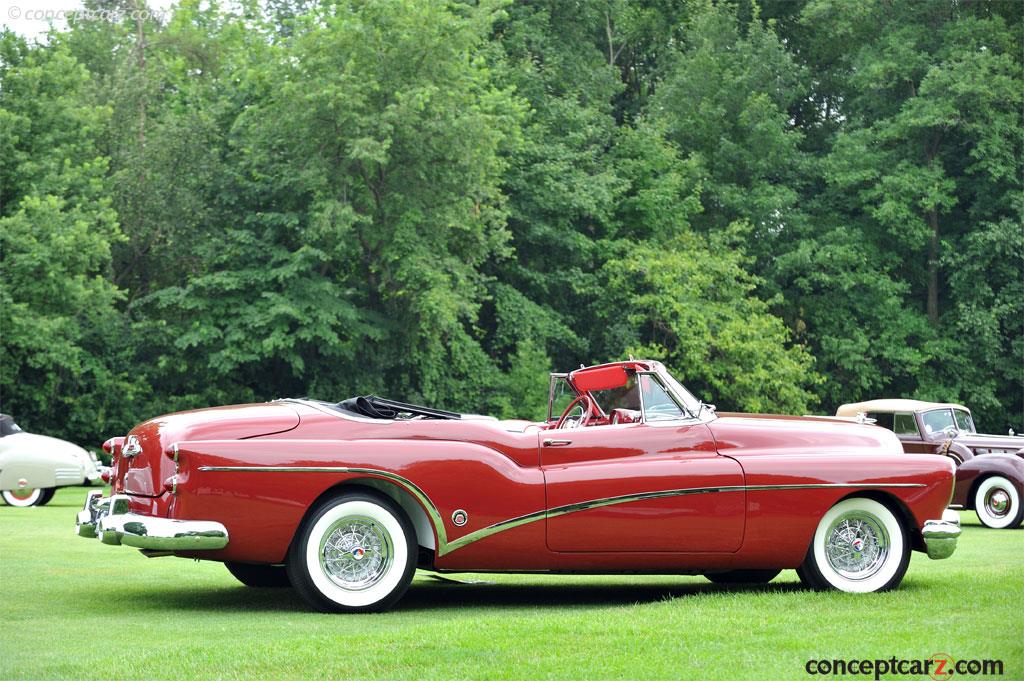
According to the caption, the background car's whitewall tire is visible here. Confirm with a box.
[2,488,44,507]
[974,476,1023,529]
[797,497,909,593]
[287,491,416,613]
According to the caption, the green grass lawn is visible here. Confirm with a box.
[1,487,1021,680]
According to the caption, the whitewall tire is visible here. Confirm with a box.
[797,497,909,593]
[2,488,43,507]
[287,491,417,613]
[974,476,1023,529]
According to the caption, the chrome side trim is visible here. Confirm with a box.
[199,465,925,556]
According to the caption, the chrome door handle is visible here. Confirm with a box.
[543,439,572,447]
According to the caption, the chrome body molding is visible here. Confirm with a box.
[75,490,228,552]
[921,508,961,560]
[198,465,925,557]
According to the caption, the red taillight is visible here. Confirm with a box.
[102,437,125,456]
[101,470,111,484]
[162,476,177,494]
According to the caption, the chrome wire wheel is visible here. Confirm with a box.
[824,512,890,581]
[799,497,909,593]
[319,515,394,591]
[287,492,417,613]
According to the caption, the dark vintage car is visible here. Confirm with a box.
[837,399,1024,529]
[76,361,961,612]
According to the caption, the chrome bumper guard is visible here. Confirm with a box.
[922,509,961,560]
[75,491,229,551]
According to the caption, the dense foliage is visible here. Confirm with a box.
[1,0,1021,443]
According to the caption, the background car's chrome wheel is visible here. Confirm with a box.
[797,497,909,593]
[287,491,416,612]
[2,488,43,507]
[974,476,1023,529]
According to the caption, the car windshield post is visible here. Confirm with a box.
[637,373,688,422]
[953,409,975,433]
[654,367,700,419]
[547,373,574,422]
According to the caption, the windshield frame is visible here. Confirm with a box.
[921,408,958,437]
[652,364,703,420]
[952,409,976,433]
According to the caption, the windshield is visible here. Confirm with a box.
[921,409,956,436]
[639,374,686,421]
[656,368,701,417]
[548,376,577,421]
[953,409,976,433]
[0,414,22,437]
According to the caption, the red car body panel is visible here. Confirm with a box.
[108,382,955,573]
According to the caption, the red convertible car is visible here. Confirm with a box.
[76,360,960,612]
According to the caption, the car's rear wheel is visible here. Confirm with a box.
[225,562,292,588]
[705,569,781,585]
[974,476,1023,529]
[2,488,44,507]
[797,497,909,593]
[286,491,417,613]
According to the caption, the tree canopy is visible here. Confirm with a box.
[1,0,1020,444]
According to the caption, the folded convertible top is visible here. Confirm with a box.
[335,395,462,420]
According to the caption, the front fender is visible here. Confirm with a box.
[0,434,87,489]
[953,454,1024,508]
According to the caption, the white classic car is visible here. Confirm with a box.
[0,414,107,506]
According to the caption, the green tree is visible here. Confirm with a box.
[0,35,132,443]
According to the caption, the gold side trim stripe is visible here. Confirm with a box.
[197,465,923,555]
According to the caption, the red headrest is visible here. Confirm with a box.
[571,365,629,392]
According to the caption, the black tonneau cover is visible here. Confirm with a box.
[335,395,461,421]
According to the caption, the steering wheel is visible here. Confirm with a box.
[555,394,596,430]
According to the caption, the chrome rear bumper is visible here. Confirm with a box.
[922,509,961,560]
[75,491,229,551]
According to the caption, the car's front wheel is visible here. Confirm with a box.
[2,487,53,507]
[286,491,417,613]
[974,476,1023,529]
[225,562,292,588]
[797,497,909,593]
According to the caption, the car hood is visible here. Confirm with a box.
[953,432,1024,453]
[708,413,904,457]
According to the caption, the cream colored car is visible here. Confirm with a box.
[0,414,106,507]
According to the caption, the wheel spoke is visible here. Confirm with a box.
[319,514,394,591]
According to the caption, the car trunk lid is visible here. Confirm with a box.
[116,403,301,497]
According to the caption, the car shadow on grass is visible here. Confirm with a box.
[119,578,816,614]
[394,579,807,611]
